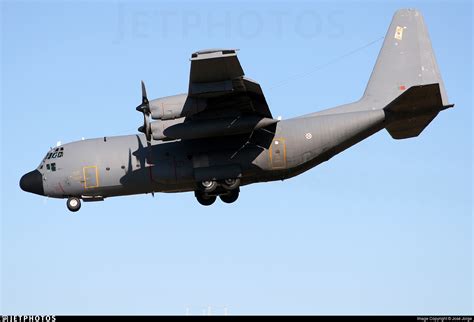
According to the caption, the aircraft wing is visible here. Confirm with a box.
[186,49,273,120]
[149,49,277,142]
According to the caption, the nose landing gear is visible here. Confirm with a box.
[66,197,81,212]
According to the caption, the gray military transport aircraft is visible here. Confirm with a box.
[20,9,453,212]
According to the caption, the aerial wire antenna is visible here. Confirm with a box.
[267,36,384,90]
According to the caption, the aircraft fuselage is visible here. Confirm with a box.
[21,109,385,201]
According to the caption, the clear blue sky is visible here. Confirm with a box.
[1,0,472,315]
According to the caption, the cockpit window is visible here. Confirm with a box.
[38,148,65,170]
[44,149,64,161]
[48,149,64,159]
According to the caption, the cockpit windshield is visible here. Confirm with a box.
[38,147,64,170]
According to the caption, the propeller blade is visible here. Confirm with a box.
[141,80,148,105]
[136,80,150,113]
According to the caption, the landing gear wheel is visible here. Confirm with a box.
[194,191,217,206]
[199,180,217,193]
[220,190,239,204]
[67,197,81,212]
[221,178,240,191]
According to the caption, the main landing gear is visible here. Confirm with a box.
[194,191,217,206]
[219,189,239,204]
[194,178,241,206]
[66,197,81,212]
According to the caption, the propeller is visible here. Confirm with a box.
[136,80,152,145]
[136,81,154,198]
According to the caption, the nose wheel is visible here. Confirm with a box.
[67,197,81,212]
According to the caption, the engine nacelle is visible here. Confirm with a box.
[149,94,187,120]
[150,118,185,140]
[149,94,207,120]
[151,116,278,141]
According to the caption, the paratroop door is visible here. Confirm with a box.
[83,166,99,189]
[269,138,286,169]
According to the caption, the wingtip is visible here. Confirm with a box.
[191,48,239,60]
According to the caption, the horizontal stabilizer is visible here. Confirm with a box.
[384,83,453,139]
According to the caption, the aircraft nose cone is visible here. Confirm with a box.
[20,170,44,195]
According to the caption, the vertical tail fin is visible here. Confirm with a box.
[362,8,453,139]
[363,8,449,107]
[310,8,453,134]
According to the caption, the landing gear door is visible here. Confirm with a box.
[269,138,286,169]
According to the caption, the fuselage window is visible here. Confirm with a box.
[51,163,56,171]
[46,164,50,170]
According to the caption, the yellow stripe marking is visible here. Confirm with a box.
[394,26,404,40]
[269,138,287,169]
[83,166,99,189]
